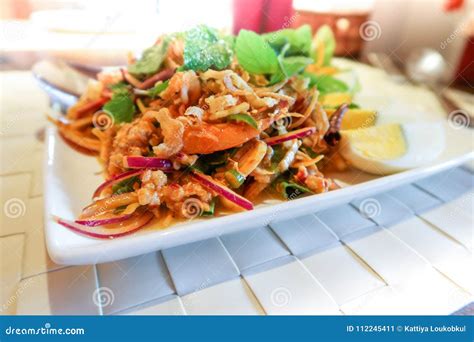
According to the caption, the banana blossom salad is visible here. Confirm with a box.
[51,25,364,238]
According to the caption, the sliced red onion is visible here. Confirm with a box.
[54,212,153,239]
[124,156,173,170]
[75,213,133,227]
[192,171,253,210]
[93,169,144,199]
[264,127,316,146]
[123,68,175,90]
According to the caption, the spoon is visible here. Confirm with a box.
[405,48,473,127]
[32,59,95,142]
[32,59,91,113]
[405,48,449,85]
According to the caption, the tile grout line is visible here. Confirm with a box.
[294,258,344,315]
[411,166,473,204]
[338,240,389,286]
[412,182,449,203]
[160,239,207,296]
[430,263,474,296]
[0,232,25,240]
[387,177,473,250]
[4,160,472,314]
[378,223,472,294]
[239,275,268,315]
[265,223,295,256]
[112,294,188,316]
[96,251,179,315]
[157,250,179,295]
[319,193,473,292]
[92,264,104,315]
[19,265,73,282]
[415,214,472,252]
[303,203,394,288]
[216,236,241,276]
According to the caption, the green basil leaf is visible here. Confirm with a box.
[277,181,312,199]
[200,200,216,216]
[227,113,258,129]
[192,149,236,174]
[103,94,136,123]
[148,80,169,98]
[270,56,312,84]
[235,30,279,74]
[112,176,140,195]
[270,145,285,171]
[108,81,130,96]
[270,42,313,84]
[281,56,313,76]
[348,103,360,109]
[312,25,335,66]
[184,25,233,71]
[128,42,168,78]
[263,25,312,56]
[303,72,349,94]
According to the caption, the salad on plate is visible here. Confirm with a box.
[49,25,444,239]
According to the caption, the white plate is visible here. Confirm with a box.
[44,60,474,265]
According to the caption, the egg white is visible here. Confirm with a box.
[339,122,445,175]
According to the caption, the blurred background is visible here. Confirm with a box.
[0,0,473,87]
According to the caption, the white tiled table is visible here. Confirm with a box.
[1,72,473,316]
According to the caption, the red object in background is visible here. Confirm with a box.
[455,38,474,85]
[443,0,464,11]
[262,0,294,32]
[233,0,293,34]
[233,0,265,33]
[443,0,473,85]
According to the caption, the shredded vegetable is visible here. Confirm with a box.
[53,24,359,238]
